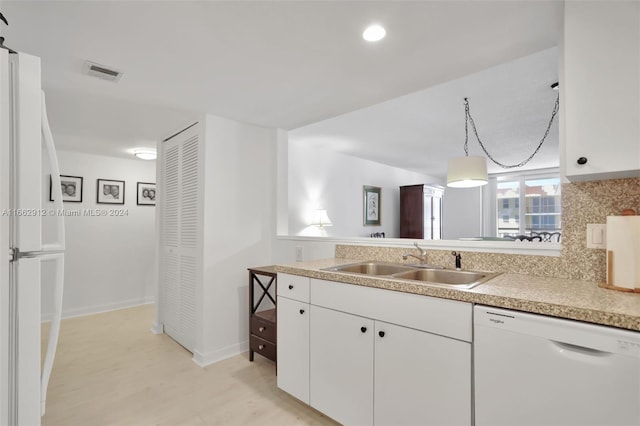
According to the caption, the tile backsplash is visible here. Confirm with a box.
[336,177,640,283]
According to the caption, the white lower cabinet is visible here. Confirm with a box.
[298,278,472,426]
[276,296,310,404]
[310,306,374,425]
[374,321,471,426]
[308,310,471,426]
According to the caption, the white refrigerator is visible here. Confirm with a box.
[0,49,66,425]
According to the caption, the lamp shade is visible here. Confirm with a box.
[447,156,488,188]
[310,209,333,227]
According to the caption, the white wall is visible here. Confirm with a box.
[442,186,483,239]
[196,114,278,365]
[288,142,439,238]
[41,150,156,319]
[273,237,338,264]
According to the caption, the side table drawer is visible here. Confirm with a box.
[251,316,276,342]
[250,335,276,362]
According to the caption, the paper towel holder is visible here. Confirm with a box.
[598,211,640,293]
[599,251,640,293]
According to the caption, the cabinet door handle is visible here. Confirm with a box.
[258,344,265,350]
[288,284,294,290]
[378,331,385,338]
[259,326,265,332]
[299,309,305,315]
[360,327,367,333]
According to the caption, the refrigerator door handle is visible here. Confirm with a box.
[39,90,65,416]
[38,253,64,416]
[41,91,65,252]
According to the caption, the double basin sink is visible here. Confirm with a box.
[322,261,500,289]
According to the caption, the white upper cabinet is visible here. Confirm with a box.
[563,1,640,181]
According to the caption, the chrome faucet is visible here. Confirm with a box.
[403,242,428,264]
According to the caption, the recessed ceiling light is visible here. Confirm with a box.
[133,148,157,160]
[363,24,386,42]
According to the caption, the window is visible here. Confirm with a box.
[496,180,520,237]
[524,177,561,232]
[493,171,561,239]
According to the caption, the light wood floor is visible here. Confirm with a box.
[41,304,337,426]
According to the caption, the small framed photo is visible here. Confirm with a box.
[137,182,156,206]
[363,185,381,226]
[97,179,125,204]
[50,175,83,203]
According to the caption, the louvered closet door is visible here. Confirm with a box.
[160,124,201,352]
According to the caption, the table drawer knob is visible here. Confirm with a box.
[361,327,367,333]
[288,284,294,290]
[259,326,265,332]
[378,331,385,338]
[299,309,305,315]
[258,344,265,350]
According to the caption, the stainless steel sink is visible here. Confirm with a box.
[322,261,499,289]
[391,268,497,289]
[323,262,415,276]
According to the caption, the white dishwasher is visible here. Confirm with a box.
[474,305,640,426]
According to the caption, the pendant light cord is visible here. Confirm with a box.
[463,94,560,169]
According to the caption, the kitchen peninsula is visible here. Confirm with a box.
[274,245,640,425]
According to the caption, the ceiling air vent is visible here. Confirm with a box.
[83,61,123,82]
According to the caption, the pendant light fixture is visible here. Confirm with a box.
[447,84,560,188]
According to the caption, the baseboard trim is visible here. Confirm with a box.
[192,340,249,367]
[150,321,164,334]
[41,297,155,322]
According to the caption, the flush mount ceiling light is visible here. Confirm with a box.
[447,84,560,188]
[133,148,157,160]
[363,24,386,42]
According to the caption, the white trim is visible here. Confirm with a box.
[490,167,561,180]
[40,298,154,323]
[150,322,163,335]
[277,235,561,256]
[191,340,249,367]
[0,48,11,426]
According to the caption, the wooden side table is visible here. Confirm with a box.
[248,266,277,363]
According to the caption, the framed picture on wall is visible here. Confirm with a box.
[363,185,381,226]
[137,182,156,206]
[50,175,83,203]
[97,179,125,204]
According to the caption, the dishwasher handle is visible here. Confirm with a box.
[551,340,613,358]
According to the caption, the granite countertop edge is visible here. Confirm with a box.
[274,258,640,332]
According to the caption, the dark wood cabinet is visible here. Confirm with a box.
[400,184,444,239]
[248,266,277,363]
